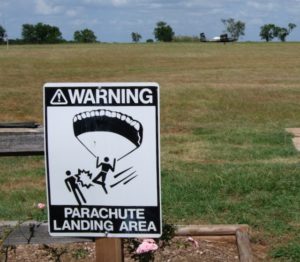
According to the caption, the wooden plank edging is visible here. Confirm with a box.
[175,224,249,236]
[236,229,253,262]
[175,224,253,262]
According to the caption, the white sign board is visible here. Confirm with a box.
[44,83,161,237]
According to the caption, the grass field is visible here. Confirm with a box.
[1,42,300,260]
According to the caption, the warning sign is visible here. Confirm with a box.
[44,83,161,237]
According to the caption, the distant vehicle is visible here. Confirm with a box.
[200,33,237,43]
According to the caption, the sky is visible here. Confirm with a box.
[0,0,300,42]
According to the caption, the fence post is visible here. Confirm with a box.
[95,238,123,262]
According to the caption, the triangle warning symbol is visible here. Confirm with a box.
[50,89,68,105]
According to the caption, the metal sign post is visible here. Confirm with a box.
[44,82,161,260]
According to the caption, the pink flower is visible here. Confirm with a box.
[136,239,158,254]
[187,237,199,248]
[37,203,46,209]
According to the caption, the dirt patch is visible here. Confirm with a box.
[285,128,300,151]
[1,236,242,262]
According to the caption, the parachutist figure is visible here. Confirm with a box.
[93,157,116,194]
[65,170,86,205]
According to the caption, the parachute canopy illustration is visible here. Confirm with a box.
[73,109,143,161]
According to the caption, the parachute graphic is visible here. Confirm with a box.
[73,109,143,161]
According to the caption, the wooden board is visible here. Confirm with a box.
[0,127,44,156]
[176,224,249,236]
[236,229,253,262]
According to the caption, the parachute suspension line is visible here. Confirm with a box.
[76,137,97,158]
[117,148,138,161]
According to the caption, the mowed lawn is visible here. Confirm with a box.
[1,42,300,260]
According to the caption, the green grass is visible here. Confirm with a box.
[272,241,300,261]
[0,156,46,220]
[1,42,300,260]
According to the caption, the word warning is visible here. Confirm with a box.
[44,83,161,237]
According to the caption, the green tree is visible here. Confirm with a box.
[260,23,297,42]
[73,29,97,43]
[275,27,289,42]
[22,23,63,43]
[131,32,142,43]
[0,25,6,43]
[288,23,297,32]
[276,23,297,42]
[259,24,277,42]
[22,24,36,43]
[221,18,245,40]
[153,21,175,42]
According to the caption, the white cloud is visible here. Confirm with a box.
[70,17,99,27]
[182,0,240,8]
[248,17,264,26]
[83,0,129,6]
[286,1,300,15]
[66,9,78,17]
[246,1,279,12]
[35,0,63,15]
[111,0,128,6]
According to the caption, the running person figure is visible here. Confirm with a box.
[93,157,116,194]
[65,170,86,205]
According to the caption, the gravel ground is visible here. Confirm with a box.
[1,236,241,262]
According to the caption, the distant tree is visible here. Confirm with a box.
[221,18,245,40]
[274,27,289,42]
[275,23,297,42]
[288,23,297,32]
[146,39,154,43]
[22,23,63,43]
[153,21,174,42]
[0,25,6,43]
[260,23,297,42]
[22,24,36,43]
[131,32,142,43]
[260,24,277,42]
[74,29,97,43]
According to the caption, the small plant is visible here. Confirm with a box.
[72,247,89,260]
[0,245,16,262]
[159,222,176,249]
[42,244,68,262]
[125,221,175,261]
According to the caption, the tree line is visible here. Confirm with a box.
[0,19,297,44]
[0,23,97,44]
[149,19,296,43]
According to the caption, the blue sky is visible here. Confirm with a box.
[0,0,300,42]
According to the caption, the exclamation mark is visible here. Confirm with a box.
[57,92,61,103]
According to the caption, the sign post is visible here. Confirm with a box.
[95,238,123,262]
[44,83,161,259]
